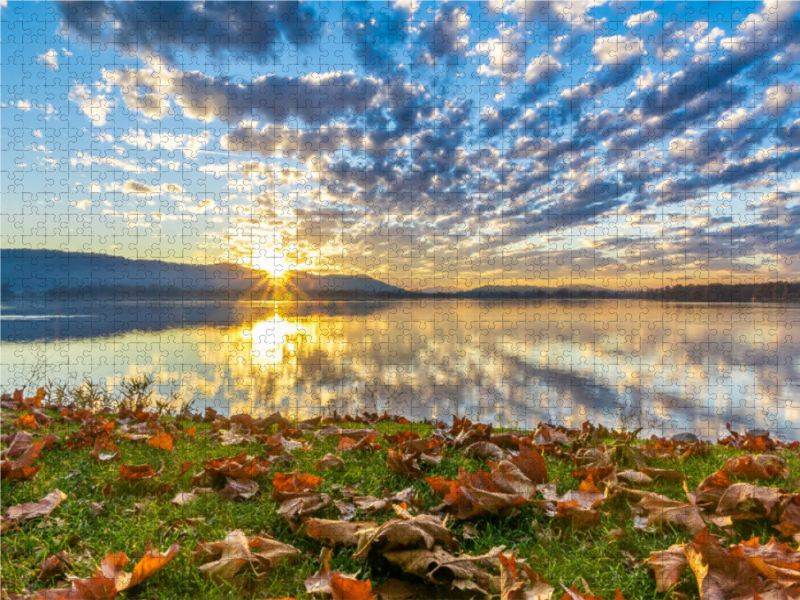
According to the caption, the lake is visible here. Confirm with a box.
[2,299,799,441]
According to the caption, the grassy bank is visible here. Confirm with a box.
[2,387,799,599]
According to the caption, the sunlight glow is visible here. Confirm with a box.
[252,248,289,281]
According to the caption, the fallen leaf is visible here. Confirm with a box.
[195,530,298,582]
[716,483,783,521]
[305,518,377,546]
[632,492,706,536]
[509,445,549,484]
[354,514,459,559]
[387,450,425,479]
[1,440,45,481]
[219,477,259,500]
[315,453,345,470]
[499,551,554,600]
[119,463,163,482]
[171,492,200,507]
[1,430,34,458]
[272,471,323,500]
[89,436,120,463]
[105,542,180,592]
[465,441,506,462]
[39,551,71,581]
[382,545,503,597]
[277,493,332,529]
[723,455,788,480]
[34,542,179,599]
[331,571,375,600]
[2,489,66,530]
[147,431,174,452]
[648,544,688,592]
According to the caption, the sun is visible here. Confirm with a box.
[252,248,290,281]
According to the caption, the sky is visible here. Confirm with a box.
[2,0,800,291]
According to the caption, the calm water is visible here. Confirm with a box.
[2,299,799,440]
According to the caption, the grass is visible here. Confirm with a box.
[2,408,799,599]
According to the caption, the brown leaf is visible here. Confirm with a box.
[684,528,763,599]
[272,471,323,500]
[723,455,789,480]
[716,483,783,520]
[617,470,654,486]
[178,460,195,475]
[465,441,506,462]
[637,467,686,482]
[387,450,424,479]
[39,551,72,582]
[34,542,179,599]
[733,536,800,587]
[219,477,259,500]
[1,430,34,458]
[1,440,45,480]
[382,545,503,597]
[509,445,549,484]
[171,492,200,507]
[305,518,377,546]
[648,544,688,592]
[499,552,554,600]
[315,453,345,470]
[373,578,433,600]
[107,542,180,592]
[632,493,706,536]
[89,436,120,463]
[199,451,270,483]
[277,493,332,529]
[195,530,298,582]
[354,514,458,559]
[119,463,163,482]
[3,489,66,530]
[694,469,732,508]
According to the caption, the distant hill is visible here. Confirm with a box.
[0,249,406,300]
[2,249,799,302]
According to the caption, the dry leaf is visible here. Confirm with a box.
[171,492,200,507]
[354,514,459,559]
[315,453,345,470]
[305,518,377,546]
[119,463,163,482]
[219,477,259,500]
[147,431,175,452]
[272,471,323,500]
[723,455,788,480]
[3,489,66,530]
[195,530,298,582]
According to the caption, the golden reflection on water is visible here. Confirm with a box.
[3,299,800,439]
[174,300,800,440]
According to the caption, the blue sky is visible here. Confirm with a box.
[2,1,800,290]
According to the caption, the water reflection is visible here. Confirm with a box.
[2,299,799,440]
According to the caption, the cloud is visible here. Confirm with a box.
[38,49,59,70]
[56,1,318,62]
[122,180,185,196]
[624,11,658,28]
[68,83,111,126]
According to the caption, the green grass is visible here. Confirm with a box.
[2,414,799,599]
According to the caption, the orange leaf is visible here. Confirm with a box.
[148,431,174,452]
[272,472,322,499]
[119,463,163,481]
[330,572,375,600]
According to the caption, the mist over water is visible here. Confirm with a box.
[2,299,799,441]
